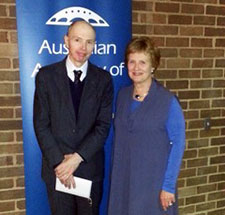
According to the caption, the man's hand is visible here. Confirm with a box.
[160,190,175,211]
[55,153,83,185]
[63,175,76,189]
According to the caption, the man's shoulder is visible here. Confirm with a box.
[88,62,111,79]
[40,59,65,73]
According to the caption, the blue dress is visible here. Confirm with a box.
[108,79,185,215]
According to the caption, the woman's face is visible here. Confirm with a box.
[127,52,153,85]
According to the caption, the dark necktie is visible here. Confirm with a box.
[74,70,82,84]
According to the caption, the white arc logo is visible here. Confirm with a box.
[46,6,109,27]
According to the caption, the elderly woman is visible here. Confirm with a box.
[108,37,185,215]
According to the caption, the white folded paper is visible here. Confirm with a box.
[55,176,92,199]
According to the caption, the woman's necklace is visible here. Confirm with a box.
[133,89,149,101]
[134,92,148,100]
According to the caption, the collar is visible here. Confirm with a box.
[66,56,88,82]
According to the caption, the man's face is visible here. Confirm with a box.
[64,22,96,67]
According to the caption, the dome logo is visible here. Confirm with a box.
[46,6,109,27]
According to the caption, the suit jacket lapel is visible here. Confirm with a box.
[78,62,98,121]
[55,59,76,122]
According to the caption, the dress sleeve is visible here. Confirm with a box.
[162,96,186,194]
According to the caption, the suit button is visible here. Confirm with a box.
[72,129,75,133]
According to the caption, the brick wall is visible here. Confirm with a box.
[132,0,225,214]
[0,0,224,214]
[0,0,25,214]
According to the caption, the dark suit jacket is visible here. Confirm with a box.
[33,58,113,184]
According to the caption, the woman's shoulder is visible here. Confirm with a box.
[154,79,174,98]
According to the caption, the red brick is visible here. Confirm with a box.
[179,169,196,178]
[168,15,192,25]
[216,59,225,67]
[0,70,20,81]
[208,190,225,200]
[167,59,190,68]
[191,38,212,47]
[189,100,210,109]
[0,18,17,30]
[213,80,225,88]
[0,156,13,166]
[180,49,202,58]
[0,96,21,106]
[154,25,178,35]
[186,130,198,139]
[0,31,8,42]
[208,209,225,215]
[0,189,24,200]
[155,70,177,79]
[166,38,189,47]
[199,147,219,157]
[211,137,225,146]
[187,176,207,186]
[204,49,224,57]
[0,108,14,118]
[200,129,220,138]
[166,80,189,89]
[0,132,14,142]
[0,120,22,130]
[132,1,153,11]
[184,110,199,119]
[155,2,179,13]
[205,27,225,36]
[16,178,24,187]
[202,69,223,78]
[212,99,225,108]
[17,199,25,210]
[180,26,203,36]
[9,5,16,17]
[179,70,201,79]
[197,166,217,176]
[132,24,147,34]
[152,14,166,24]
[182,4,204,14]
[188,139,209,149]
[0,58,10,68]
[178,91,200,99]
[210,156,225,165]
[0,83,13,94]
[188,120,203,129]
[194,16,215,25]
[200,109,221,118]
[0,179,14,189]
[186,195,206,205]
[0,167,24,178]
[217,17,225,26]
[10,32,18,43]
[0,144,23,155]
[196,202,216,212]
[190,80,212,88]
[0,5,7,16]
[206,5,225,15]
[202,90,222,98]
[0,201,15,212]
[187,158,208,168]
[183,149,197,159]
[195,0,217,3]
[160,48,178,58]
[216,39,225,47]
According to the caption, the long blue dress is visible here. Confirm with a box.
[108,79,185,215]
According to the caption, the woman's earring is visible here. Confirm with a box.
[151,68,155,74]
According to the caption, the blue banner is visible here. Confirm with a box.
[16,0,131,214]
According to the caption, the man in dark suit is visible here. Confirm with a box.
[33,20,113,215]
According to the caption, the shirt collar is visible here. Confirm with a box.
[66,56,88,82]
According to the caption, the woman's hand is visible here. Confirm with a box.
[160,190,175,211]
